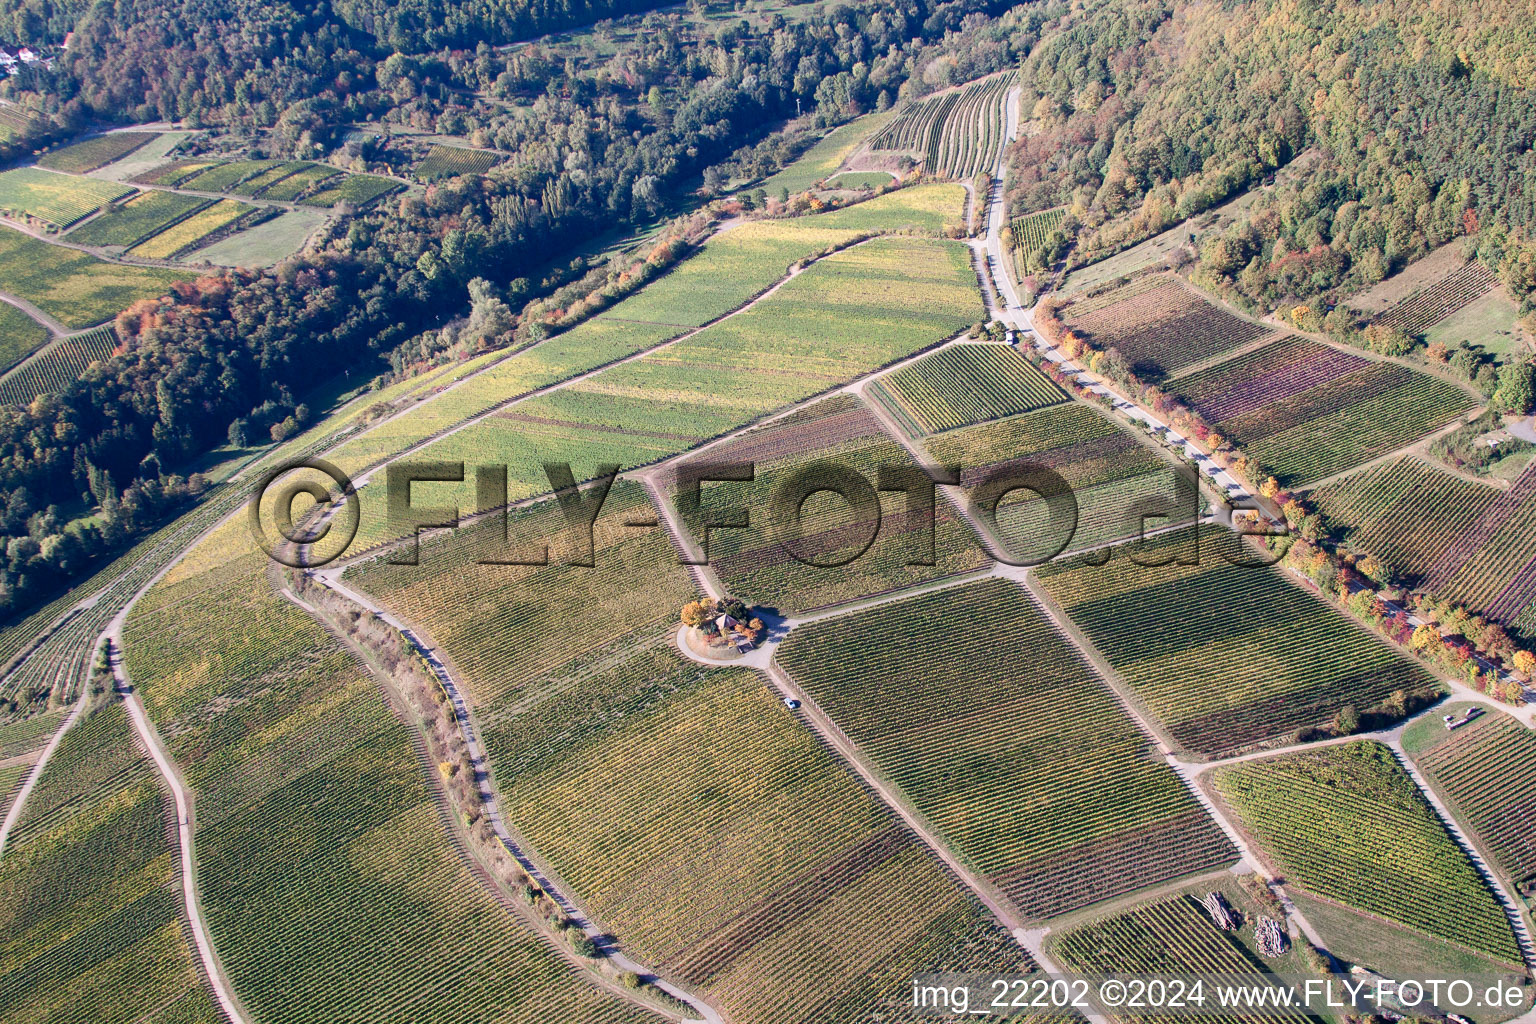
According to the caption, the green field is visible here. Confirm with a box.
[177,159,276,193]
[0,700,217,1023]
[866,344,1067,435]
[257,163,341,201]
[300,173,403,209]
[130,199,255,259]
[1416,713,1536,891]
[777,577,1234,920]
[191,207,326,268]
[825,171,893,190]
[0,168,136,230]
[667,394,988,612]
[66,191,210,248]
[0,301,50,375]
[415,145,500,180]
[1034,528,1439,756]
[0,229,187,330]
[1423,288,1524,358]
[38,132,159,174]
[924,403,1190,559]
[1213,741,1521,965]
[122,532,664,1024]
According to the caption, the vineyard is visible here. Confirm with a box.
[129,199,259,259]
[415,145,500,180]
[1212,741,1522,965]
[0,301,49,376]
[344,481,695,704]
[1416,465,1536,637]
[300,173,404,209]
[0,230,187,330]
[482,645,1037,1023]
[1034,528,1439,756]
[1062,275,1275,378]
[1307,457,1499,586]
[865,343,1067,435]
[1168,336,1369,423]
[38,132,159,174]
[65,190,210,249]
[665,394,987,612]
[775,578,1234,920]
[924,403,1190,557]
[867,73,1011,179]
[0,168,135,231]
[339,229,978,549]
[1010,207,1065,252]
[1053,894,1312,1024]
[0,326,119,405]
[257,163,343,201]
[1375,260,1498,336]
[0,700,217,1023]
[1170,340,1474,486]
[1416,715,1536,891]
[122,534,662,1024]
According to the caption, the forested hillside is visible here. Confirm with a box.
[1005,0,1536,314]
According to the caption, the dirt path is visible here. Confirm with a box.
[0,696,83,858]
[108,639,250,1024]
[0,289,65,336]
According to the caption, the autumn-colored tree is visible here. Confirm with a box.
[1513,650,1536,679]
[1410,624,1444,655]
[680,600,711,629]
[1259,476,1281,499]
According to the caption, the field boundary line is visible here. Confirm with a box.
[0,692,84,859]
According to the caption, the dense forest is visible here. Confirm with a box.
[1004,0,1536,319]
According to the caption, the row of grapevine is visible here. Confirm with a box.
[477,644,1038,1024]
[1226,362,1475,486]
[0,700,221,1022]
[1168,335,1369,424]
[776,577,1235,921]
[665,394,987,612]
[1034,527,1439,756]
[1063,275,1276,377]
[1416,715,1536,891]
[0,326,119,406]
[1010,207,1065,251]
[868,74,1012,179]
[345,481,696,704]
[925,403,1191,556]
[1376,260,1498,335]
[1213,741,1522,965]
[1054,894,1313,1024]
[866,343,1067,435]
[1308,457,1498,585]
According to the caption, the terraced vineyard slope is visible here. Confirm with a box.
[776,577,1235,920]
[867,74,1011,179]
